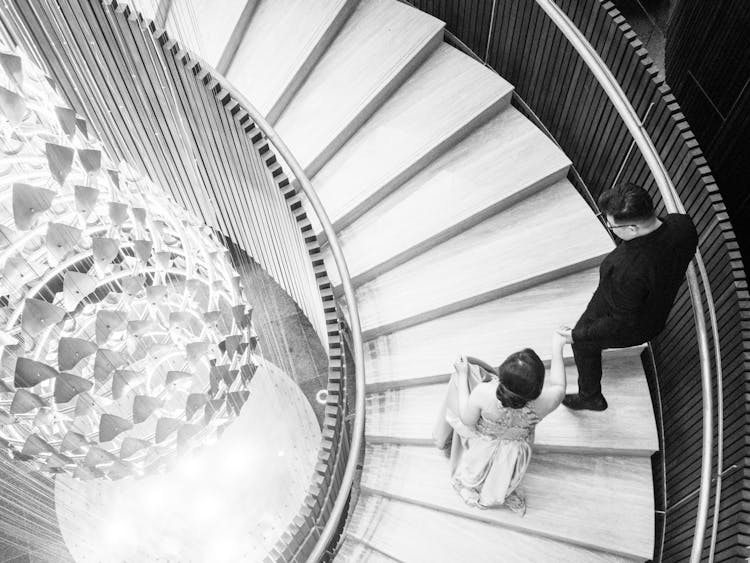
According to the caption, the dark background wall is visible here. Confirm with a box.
[612,0,671,75]
[664,0,750,273]
[609,0,750,273]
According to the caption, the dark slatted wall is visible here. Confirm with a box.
[407,0,493,56]
[4,0,329,348]
[410,0,749,560]
[665,0,750,278]
[0,2,352,561]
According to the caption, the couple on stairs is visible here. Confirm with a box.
[433,182,698,516]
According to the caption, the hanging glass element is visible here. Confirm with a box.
[0,45,257,481]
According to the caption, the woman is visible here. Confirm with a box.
[433,330,568,515]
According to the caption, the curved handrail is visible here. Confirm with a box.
[534,2,720,561]
[184,54,367,562]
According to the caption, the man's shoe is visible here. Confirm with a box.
[563,393,608,411]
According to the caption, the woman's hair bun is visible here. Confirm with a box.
[495,348,545,409]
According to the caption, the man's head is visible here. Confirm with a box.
[598,182,658,241]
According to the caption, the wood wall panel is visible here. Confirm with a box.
[410,0,750,560]
[666,0,750,284]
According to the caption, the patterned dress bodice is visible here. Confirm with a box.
[476,402,539,443]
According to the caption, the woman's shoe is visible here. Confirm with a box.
[504,491,527,516]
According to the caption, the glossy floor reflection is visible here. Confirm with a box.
[54,362,321,562]
[231,252,330,426]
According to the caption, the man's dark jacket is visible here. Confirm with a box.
[572,213,698,344]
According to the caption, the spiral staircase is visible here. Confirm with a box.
[141,0,659,560]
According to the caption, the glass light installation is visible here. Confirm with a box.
[0,44,258,481]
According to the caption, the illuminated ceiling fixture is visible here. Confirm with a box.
[0,45,258,480]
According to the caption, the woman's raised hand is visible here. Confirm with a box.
[454,355,469,377]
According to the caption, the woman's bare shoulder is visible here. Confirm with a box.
[473,381,497,403]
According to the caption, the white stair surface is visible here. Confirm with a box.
[362,267,602,386]
[350,180,612,336]
[323,107,571,288]
[337,535,402,562]
[172,0,660,559]
[365,351,658,455]
[343,493,638,562]
[360,444,654,560]
[311,43,513,232]
[225,0,357,119]
[165,0,248,67]
[274,0,445,173]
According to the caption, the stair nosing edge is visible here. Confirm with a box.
[363,435,657,457]
[329,164,570,292]
[322,87,514,233]
[360,252,609,341]
[294,24,447,175]
[357,486,651,561]
[363,347,646,391]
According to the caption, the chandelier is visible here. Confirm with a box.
[0,45,257,480]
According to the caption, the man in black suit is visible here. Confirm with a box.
[559,182,698,411]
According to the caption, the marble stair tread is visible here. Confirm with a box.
[365,352,658,455]
[363,266,600,385]
[360,444,654,560]
[165,0,248,67]
[344,493,639,562]
[323,107,571,288]
[363,346,645,393]
[275,0,445,173]
[311,43,513,233]
[336,536,402,562]
[349,180,613,336]
[225,0,356,118]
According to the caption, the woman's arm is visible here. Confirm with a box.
[455,356,482,427]
[534,330,568,419]
[466,356,496,375]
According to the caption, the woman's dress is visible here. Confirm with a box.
[433,365,539,510]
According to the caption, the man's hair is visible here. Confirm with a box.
[495,348,545,409]
[598,182,655,222]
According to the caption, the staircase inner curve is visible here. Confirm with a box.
[149,0,658,560]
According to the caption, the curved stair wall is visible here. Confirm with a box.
[0,2,356,560]
[409,0,750,560]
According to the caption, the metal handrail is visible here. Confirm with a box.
[534,2,721,561]
[182,53,366,562]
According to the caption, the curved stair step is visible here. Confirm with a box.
[164,0,250,67]
[337,535,402,562]
[347,180,612,336]
[363,267,600,386]
[224,0,357,120]
[275,0,445,173]
[365,349,658,455]
[360,444,654,560]
[311,43,513,233]
[342,493,639,562]
[324,107,570,288]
